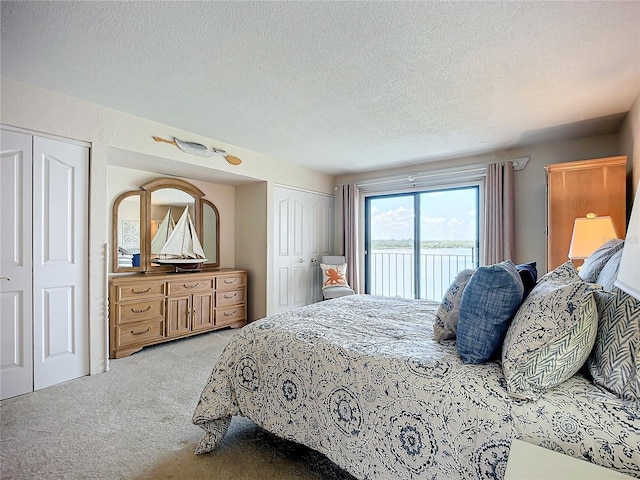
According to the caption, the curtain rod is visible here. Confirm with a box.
[351,165,487,189]
[336,157,528,189]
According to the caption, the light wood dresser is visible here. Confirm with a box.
[109,268,247,358]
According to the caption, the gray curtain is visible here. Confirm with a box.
[483,161,515,265]
[337,183,361,293]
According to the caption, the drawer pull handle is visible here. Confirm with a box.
[184,283,201,289]
[131,326,151,335]
[224,279,237,284]
[224,310,237,317]
[132,287,152,294]
[224,293,238,299]
[131,305,152,313]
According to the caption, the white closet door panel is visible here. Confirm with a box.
[276,267,290,310]
[274,189,291,314]
[309,200,319,256]
[32,136,88,391]
[291,264,308,308]
[0,130,33,400]
[292,198,304,258]
[277,196,290,257]
[319,198,333,256]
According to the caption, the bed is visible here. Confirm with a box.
[192,292,640,479]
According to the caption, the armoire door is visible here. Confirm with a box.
[0,130,34,399]
[0,129,89,399]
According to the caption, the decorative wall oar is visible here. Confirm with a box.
[153,136,242,165]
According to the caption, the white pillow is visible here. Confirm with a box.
[502,261,599,400]
[320,263,350,290]
[433,269,475,341]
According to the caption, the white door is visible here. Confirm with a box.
[0,130,34,399]
[32,136,89,390]
[273,186,334,314]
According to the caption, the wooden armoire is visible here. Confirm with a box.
[545,156,627,271]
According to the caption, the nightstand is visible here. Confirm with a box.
[505,440,634,480]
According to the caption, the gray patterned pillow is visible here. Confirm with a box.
[502,261,600,400]
[587,288,640,402]
[595,249,623,291]
[433,269,475,341]
[579,239,624,283]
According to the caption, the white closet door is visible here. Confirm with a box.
[272,186,335,315]
[0,130,34,400]
[32,136,89,390]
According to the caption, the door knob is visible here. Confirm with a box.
[0,277,10,281]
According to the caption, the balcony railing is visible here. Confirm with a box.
[369,249,478,301]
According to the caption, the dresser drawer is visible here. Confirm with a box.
[117,299,165,324]
[216,305,245,326]
[115,281,165,301]
[216,288,245,308]
[167,278,213,295]
[115,319,164,348]
[216,274,245,290]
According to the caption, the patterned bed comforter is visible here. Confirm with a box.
[193,295,640,479]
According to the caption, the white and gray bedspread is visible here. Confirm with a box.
[193,295,640,479]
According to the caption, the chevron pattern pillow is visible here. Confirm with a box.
[587,288,640,402]
[502,261,600,400]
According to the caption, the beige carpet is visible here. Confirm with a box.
[0,329,355,480]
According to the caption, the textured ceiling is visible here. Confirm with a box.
[1,1,639,176]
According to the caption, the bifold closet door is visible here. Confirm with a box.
[32,136,89,391]
[0,130,89,399]
[0,130,34,399]
[273,186,334,315]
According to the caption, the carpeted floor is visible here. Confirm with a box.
[0,329,355,480]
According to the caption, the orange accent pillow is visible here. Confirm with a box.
[320,263,350,290]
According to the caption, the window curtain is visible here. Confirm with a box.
[337,183,361,293]
[483,161,515,265]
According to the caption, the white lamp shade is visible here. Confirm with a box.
[568,214,618,260]
[615,183,640,300]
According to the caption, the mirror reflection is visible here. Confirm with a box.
[202,200,219,265]
[115,193,142,270]
[149,189,196,262]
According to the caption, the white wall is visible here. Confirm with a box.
[336,133,623,275]
[1,77,334,375]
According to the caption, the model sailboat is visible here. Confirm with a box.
[152,206,207,270]
[150,208,176,255]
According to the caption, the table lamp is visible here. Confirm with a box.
[568,213,618,261]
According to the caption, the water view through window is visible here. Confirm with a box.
[365,187,479,301]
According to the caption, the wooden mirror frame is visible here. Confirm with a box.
[112,178,221,272]
[112,190,146,272]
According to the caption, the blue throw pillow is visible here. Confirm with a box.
[516,261,537,298]
[457,260,524,364]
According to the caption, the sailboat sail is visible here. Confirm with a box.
[150,208,176,255]
[158,206,206,259]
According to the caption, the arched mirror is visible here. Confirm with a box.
[112,178,220,272]
[202,199,220,266]
[112,191,145,272]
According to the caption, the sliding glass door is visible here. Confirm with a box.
[365,186,479,300]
